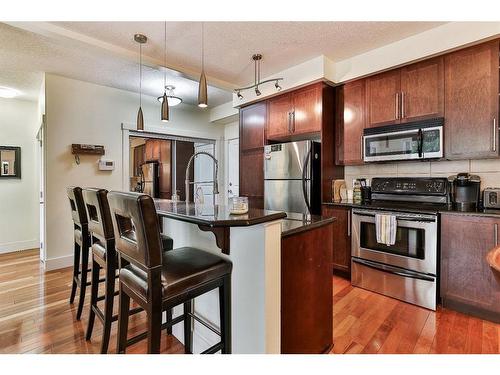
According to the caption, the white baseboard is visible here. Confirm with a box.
[44,254,74,271]
[0,239,39,254]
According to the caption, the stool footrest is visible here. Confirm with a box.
[201,342,223,354]
[187,312,221,336]
[125,313,185,348]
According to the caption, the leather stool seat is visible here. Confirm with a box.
[120,247,232,300]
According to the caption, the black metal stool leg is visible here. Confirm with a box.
[76,244,89,320]
[117,286,130,354]
[183,300,193,354]
[85,258,100,340]
[219,275,231,354]
[69,242,80,304]
[100,258,116,354]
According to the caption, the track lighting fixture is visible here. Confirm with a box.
[234,54,283,101]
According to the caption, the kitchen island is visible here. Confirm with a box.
[154,199,334,354]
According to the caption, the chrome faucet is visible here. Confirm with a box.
[184,151,219,203]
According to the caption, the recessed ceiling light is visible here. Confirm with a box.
[0,87,19,99]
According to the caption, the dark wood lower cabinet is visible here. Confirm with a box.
[441,213,500,323]
[322,205,351,278]
[281,222,333,353]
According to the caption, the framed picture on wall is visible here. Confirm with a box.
[0,146,21,178]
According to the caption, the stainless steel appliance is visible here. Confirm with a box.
[264,140,321,215]
[448,173,481,211]
[140,161,159,198]
[363,118,444,162]
[484,187,500,210]
[351,177,449,310]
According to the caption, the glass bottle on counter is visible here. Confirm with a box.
[353,179,362,203]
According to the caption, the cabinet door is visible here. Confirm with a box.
[158,140,172,199]
[400,57,444,122]
[441,214,500,319]
[366,70,401,127]
[239,148,264,208]
[444,40,499,159]
[338,80,365,165]
[267,93,292,140]
[322,205,351,276]
[291,83,322,135]
[240,102,266,151]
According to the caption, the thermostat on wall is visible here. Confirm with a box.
[98,158,115,171]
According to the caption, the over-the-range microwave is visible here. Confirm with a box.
[363,118,444,162]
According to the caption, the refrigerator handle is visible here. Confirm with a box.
[301,149,312,215]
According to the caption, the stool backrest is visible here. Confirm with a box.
[107,191,163,269]
[66,186,88,227]
[82,188,114,242]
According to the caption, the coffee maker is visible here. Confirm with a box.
[448,173,481,211]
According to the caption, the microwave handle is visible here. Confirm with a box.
[352,257,435,282]
[417,128,423,158]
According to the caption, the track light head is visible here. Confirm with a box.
[275,80,282,91]
[255,86,261,96]
[237,91,243,100]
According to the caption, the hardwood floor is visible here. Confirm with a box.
[331,276,500,354]
[1,250,499,354]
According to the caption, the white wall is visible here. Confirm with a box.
[44,74,224,270]
[0,98,40,253]
[344,159,500,191]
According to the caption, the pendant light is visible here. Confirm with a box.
[161,22,169,122]
[198,22,208,108]
[134,33,147,130]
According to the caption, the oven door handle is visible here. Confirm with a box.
[352,257,436,282]
[352,212,437,223]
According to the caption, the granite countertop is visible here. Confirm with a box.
[281,212,335,238]
[323,200,500,217]
[154,199,286,227]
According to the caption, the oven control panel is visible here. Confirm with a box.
[372,177,448,195]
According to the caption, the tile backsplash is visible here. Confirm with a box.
[344,159,500,190]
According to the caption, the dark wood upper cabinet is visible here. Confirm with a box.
[267,93,292,140]
[291,84,322,136]
[336,80,365,165]
[366,70,401,128]
[267,82,323,140]
[322,205,351,277]
[441,213,500,323]
[400,56,444,122]
[239,102,266,208]
[240,102,266,151]
[444,40,500,160]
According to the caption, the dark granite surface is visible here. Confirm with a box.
[154,199,287,227]
[324,200,500,217]
[281,212,335,237]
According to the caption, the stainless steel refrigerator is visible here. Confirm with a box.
[264,140,321,215]
[140,161,159,198]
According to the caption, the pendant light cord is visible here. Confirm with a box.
[201,22,204,72]
[164,21,167,91]
[139,42,142,108]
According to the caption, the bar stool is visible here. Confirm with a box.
[107,191,232,354]
[82,188,175,353]
[67,186,92,320]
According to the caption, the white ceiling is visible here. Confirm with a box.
[0,21,445,103]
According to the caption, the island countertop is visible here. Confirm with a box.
[154,199,287,227]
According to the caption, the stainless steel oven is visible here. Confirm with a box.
[351,208,438,310]
[363,118,443,162]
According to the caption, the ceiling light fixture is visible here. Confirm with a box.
[161,22,169,122]
[157,85,182,106]
[0,86,19,99]
[234,54,283,101]
[134,33,147,131]
[197,22,208,108]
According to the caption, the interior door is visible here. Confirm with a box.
[227,138,239,199]
[194,143,216,204]
[366,70,401,127]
